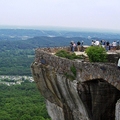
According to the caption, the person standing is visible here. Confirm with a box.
[106,41,110,51]
[81,41,84,51]
[117,40,119,50]
[102,40,106,48]
[72,42,76,52]
[70,41,76,52]
[112,41,117,51]
[77,41,81,51]
[70,41,73,51]
[91,40,94,46]
[81,41,84,46]
[95,40,100,46]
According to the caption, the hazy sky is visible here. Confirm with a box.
[0,0,120,31]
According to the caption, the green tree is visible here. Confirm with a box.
[85,46,107,62]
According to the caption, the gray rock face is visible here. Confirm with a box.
[31,62,89,120]
[31,62,120,120]
[46,100,65,120]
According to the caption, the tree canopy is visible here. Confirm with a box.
[0,82,51,120]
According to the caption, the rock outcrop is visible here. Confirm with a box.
[31,48,120,120]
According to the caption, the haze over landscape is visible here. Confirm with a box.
[0,0,120,32]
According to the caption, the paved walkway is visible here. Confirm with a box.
[74,51,87,56]
[74,50,120,56]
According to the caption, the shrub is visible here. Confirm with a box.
[85,46,107,62]
[55,50,84,60]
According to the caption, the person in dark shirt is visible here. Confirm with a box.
[117,40,119,50]
[106,41,110,51]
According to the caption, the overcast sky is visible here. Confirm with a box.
[0,0,120,31]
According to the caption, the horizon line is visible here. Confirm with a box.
[0,25,120,33]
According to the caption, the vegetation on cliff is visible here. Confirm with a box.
[64,65,77,81]
[55,50,85,60]
[85,46,107,62]
[55,50,78,80]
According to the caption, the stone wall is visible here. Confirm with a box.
[107,53,120,63]
[37,46,70,53]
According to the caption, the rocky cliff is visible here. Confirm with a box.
[31,48,120,120]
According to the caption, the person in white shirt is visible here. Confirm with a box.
[95,40,100,46]
[112,41,117,50]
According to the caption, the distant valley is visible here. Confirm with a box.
[0,29,120,49]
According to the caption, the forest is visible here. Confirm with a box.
[0,49,34,75]
[0,81,51,120]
